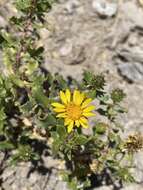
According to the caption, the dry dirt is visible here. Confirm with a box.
[0,0,143,190]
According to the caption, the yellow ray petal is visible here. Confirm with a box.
[75,120,80,127]
[79,117,88,124]
[73,90,83,105]
[83,105,95,113]
[51,102,65,108]
[82,112,95,117]
[81,98,92,108]
[78,93,85,105]
[79,120,89,128]
[56,113,67,118]
[67,121,74,133]
[65,89,71,103]
[64,118,72,126]
[60,91,67,105]
[73,90,78,103]
[53,108,65,113]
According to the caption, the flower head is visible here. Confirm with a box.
[52,89,95,133]
[124,134,143,153]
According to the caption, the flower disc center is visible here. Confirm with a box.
[66,103,82,120]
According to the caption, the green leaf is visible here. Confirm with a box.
[108,133,121,145]
[19,100,35,114]
[83,178,91,189]
[94,122,108,134]
[46,114,57,126]
[54,74,68,90]
[28,47,44,58]
[32,153,40,161]
[0,31,14,45]
[52,138,61,155]
[115,167,135,182]
[26,61,38,75]
[68,178,78,190]
[75,135,88,145]
[0,121,4,133]
[15,0,32,12]
[0,108,6,121]
[83,71,93,84]
[32,87,49,108]
[37,114,56,128]
[114,105,127,113]
[10,76,25,87]
[0,141,14,150]
[10,144,35,165]
[98,94,110,104]
[56,125,67,139]
[0,108,6,133]
[10,16,24,27]
[86,90,96,99]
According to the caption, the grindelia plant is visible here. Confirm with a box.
[0,1,142,190]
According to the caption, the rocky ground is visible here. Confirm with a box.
[0,0,143,189]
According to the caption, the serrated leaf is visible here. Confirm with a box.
[56,125,67,139]
[32,87,49,108]
[83,71,93,84]
[99,95,110,104]
[75,135,88,145]
[86,90,96,99]
[37,114,56,128]
[15,0,31,12]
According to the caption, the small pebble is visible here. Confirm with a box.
[64,0,80,14]
[92,0,118,17]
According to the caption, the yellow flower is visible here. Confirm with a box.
[52,89,95,133]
